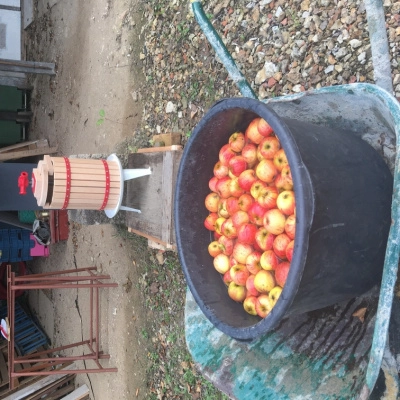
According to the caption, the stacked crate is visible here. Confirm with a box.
[0,229,35,262]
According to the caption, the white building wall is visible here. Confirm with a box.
[0,9,21,60]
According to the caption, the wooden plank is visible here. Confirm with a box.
[53,186,120,195]
[0,59,56,76]
[53,179,120,188]
[24,374,74,400]
[0,348,9,387]
[0,140,49,154]
[161,151,174,244]
[0,147,58,162]
[137,145,182,153]
[52,173,120,182]
[60,384,89,400]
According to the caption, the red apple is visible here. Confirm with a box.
[229,132,246,152]
[243,295,258,315]
[260,250,278,270]
[277,190,295,216]
[257,186,279,210]
[273,233,291,259]
[250,180,268,200]
[256,159,278,183]
[248,202,268,226]
[273,148,289,171]
[228,156,248,177]
[214,231,222,240]
[237,223,258,245]
[209,176,219,192]
[232,242,253,264]
[286,240,294,262]
[255,227,275,251]
[218,235,235,256]
[275,261,290,287]
[256,146,264,162]
[263,208,286,235]
[205,192,220,213]
[229,254,239,266]
[238,193,255,212]
[213,253,230,274]
[245,118,264,144]
[231,210,250,229]
[229,177,245,198]
[223,270,233,286]
[259,136,280,159]
[228,281,247,302]
[226,197,240,216]
[230,264,250,286]
[218,198,230,218]
[246,275,261,297]
[215,217,226,236]
[216,176,232,199]
[254,270,276,293]
[281,165,293,188]
[255,294,273,318]
[219,143,237,166]
[269,286,283,307]
[245,251,262,275]
[204,212,219,231]
[241,143,258,168]
[284,214,296,240]
[208,241,222,257]
[238,169,258,192]
[213,161,229,179]
[221,218,238,239]
[275,173,293,191]
[257,118,274,137]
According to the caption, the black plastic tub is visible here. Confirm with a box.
[174,97,393,341]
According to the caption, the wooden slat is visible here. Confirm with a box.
[137,145,182,153]
[0,140,49,154]
[51,158,119,168]
[52,173,121,182]
[0,147,58,162]
[52,164,119,172]
[53,186,120,195]
[60,384,90,400]
[53,179,120,188]
[51,193,119,201]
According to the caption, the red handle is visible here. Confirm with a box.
[18,172,29,195]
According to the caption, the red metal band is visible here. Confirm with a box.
[100,160,110,210]
[62,157,71,209]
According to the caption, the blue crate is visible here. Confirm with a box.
[0,229,35,262]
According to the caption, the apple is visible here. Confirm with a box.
[245,118,264,144]
[250,180,268,200]
[231,210,250,229]
[255,227,275,251]
[204,212,219,231]
[229,254,239,266]
[241,143,258,168]
[245,251,262,275]
[219,143,237,166]
[215,216,226,236]
[214,231,222,240]
[260,250,278,270]
[228,156,247,177]
[263,208,286,235]
[213,253,230,274]
[275,173,293,191]
[273,233,291,259]
[246,275,261,297]
[248,202,268,226]
[218,198,230,218]
[221,218,238,239]
[257,118,274,137]
[259,136,280,159]
[238,169,258,192]
[226,197,240,216]
[228,281,247,302]
[216,176,232,199]
[229,132,246,152]
[255,294,273,318]
[230,264,250,286]
[238,193,255,212]
[213,161,229,179]
[237,223,258,245]
[232,242,253,264]
[209,176,219,192]
[256,146,264,162]
[253,270,276,293]
[257,186,278,210]
[205,192,220,213]
[269,286,283,307]
[286,240,294,262]
[277,190,296,216]
[275,261,290,287]
[229,177,245,198]
[281,165,293,188]
[273,148,289,171]
[284,214,296,240]
[255,159,278,183]
[218,235,235,256]
[223,270,233,286]
[208,241,222,257]
[243,295,258,315]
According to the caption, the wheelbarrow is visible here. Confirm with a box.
[180,1,400,398]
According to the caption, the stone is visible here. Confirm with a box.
[165,101,177,113]
[349,39,362,49]
[324,65,335,73]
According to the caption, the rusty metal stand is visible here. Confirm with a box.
[6,265,118,389]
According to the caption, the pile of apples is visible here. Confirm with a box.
[204,117,296,318]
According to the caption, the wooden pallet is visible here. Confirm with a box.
[125,146,183,250]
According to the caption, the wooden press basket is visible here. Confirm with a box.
[32,155,121,210]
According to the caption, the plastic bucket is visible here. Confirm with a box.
[174,97,393,341]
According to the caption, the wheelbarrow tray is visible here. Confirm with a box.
[184,83,400,399]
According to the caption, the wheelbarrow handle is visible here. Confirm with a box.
[191,0,257,99]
